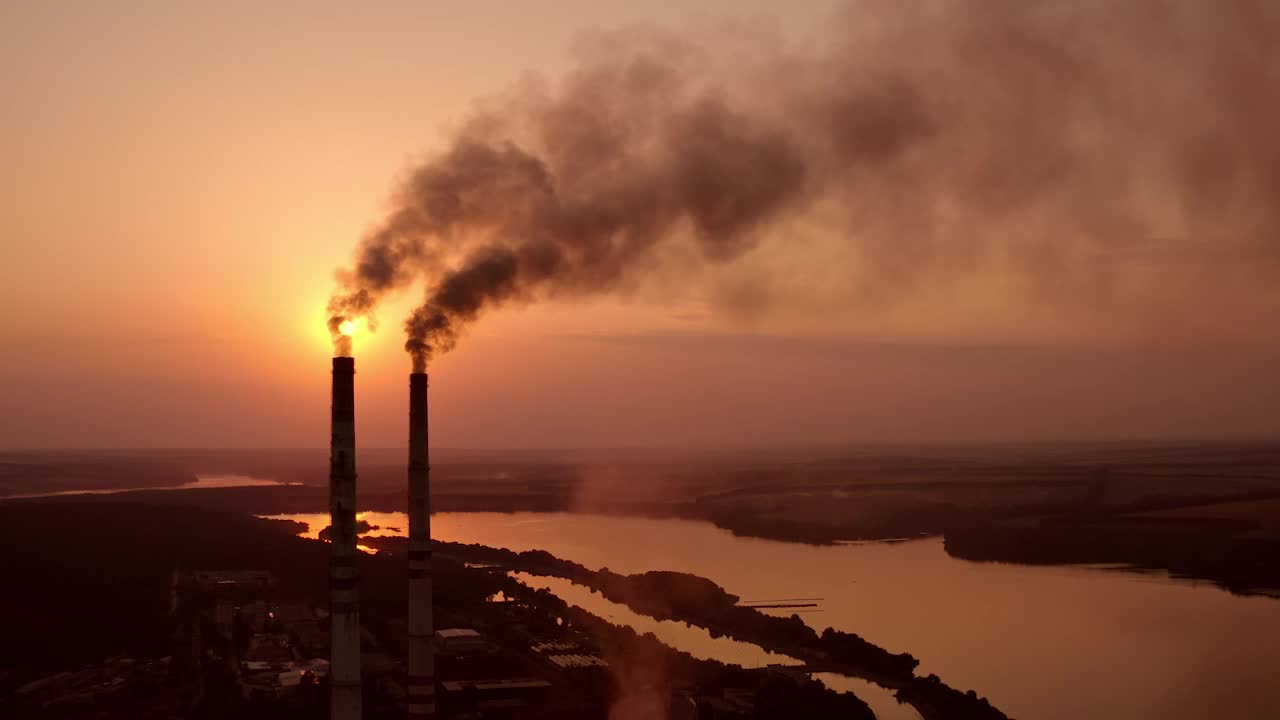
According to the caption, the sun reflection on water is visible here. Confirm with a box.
[259,511,408,555]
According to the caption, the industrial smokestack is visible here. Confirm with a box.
[330,357,363,720]
[406,373,435,718]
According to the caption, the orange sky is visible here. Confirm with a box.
[2,1,1278,449]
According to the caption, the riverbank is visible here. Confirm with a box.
[400,536,1010,720]
[944,509,1280,597]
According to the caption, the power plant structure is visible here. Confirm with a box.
[407,372,436,718]
[327,359,435,719]
[329,357,363,720]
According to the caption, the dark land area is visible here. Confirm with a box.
[0,500,911,719]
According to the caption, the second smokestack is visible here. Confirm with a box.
[406,373,435,718]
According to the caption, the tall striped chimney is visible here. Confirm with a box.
[406,373,435,717]
[330,357,362,720]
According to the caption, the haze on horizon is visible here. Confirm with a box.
[3,0,1279,450]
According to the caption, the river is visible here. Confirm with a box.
[508,572,920,720]
[263,511,1280,720]
[3,474,295,500]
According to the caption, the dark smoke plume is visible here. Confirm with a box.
[328,0,1280,369]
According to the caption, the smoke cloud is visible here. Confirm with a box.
[328,0,1280,368]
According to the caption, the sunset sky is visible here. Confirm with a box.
[3,0,1278,449]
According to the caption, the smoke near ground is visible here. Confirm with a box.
[327,0,1280,369]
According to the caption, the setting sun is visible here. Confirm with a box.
[339,320,356,336]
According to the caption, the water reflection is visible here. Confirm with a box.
[261,511,407,539]
[7,474,295,500]
[811,673,922,720]
[510,573,918,720]
[258,511,1280,720]
[510,572,801,669]
[259,512,391,554]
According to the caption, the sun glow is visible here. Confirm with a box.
[339,320,356,336]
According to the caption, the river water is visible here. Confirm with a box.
[3,474,295,500]
[508,572,920,720]
[264,511,1280,720]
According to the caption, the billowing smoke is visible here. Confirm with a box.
[328,0,1280,368]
